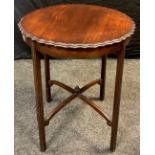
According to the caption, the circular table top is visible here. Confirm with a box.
[19,4,135,49]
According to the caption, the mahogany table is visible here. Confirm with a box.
[18,4,135,152]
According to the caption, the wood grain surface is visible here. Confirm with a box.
[19,4,135,48]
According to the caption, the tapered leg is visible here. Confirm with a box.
[100,56,107,101]
[110,47,125,151]
[44,55,52,102]
[31,42,46,152]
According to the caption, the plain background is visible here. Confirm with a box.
[0,0,155,155]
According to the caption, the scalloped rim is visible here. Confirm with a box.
[18,17,135,49]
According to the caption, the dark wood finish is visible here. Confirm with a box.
[19,4,134,48]
[44,55,51,102]
[80,79,101,93]
[48,80,75,93]
[45,79,112,126]
[31,42,46,151]
[25,38,126,58]
[100,56,107,101]
[48,79,101,94]
[110,46,125,151]
[18,3,135,152]
[78,94,112,126]
[45,93,77,126]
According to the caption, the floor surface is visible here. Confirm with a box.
[15,59,140,155]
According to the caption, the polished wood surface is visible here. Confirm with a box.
[100,56,107,101]
[18,3,135,152]
[31,42,46,151]
[44,55,51,102]
[110,47,125,151]
[19,4,135,48]
[25,37,126,58]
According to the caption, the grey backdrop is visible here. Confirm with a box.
[14,0,140,59]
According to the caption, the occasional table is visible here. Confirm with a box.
[18,4,135,152]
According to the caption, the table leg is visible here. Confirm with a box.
[44,55,52,102]
[100,56,107,101]
[31,42,46,151]
[110,47,125,151]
